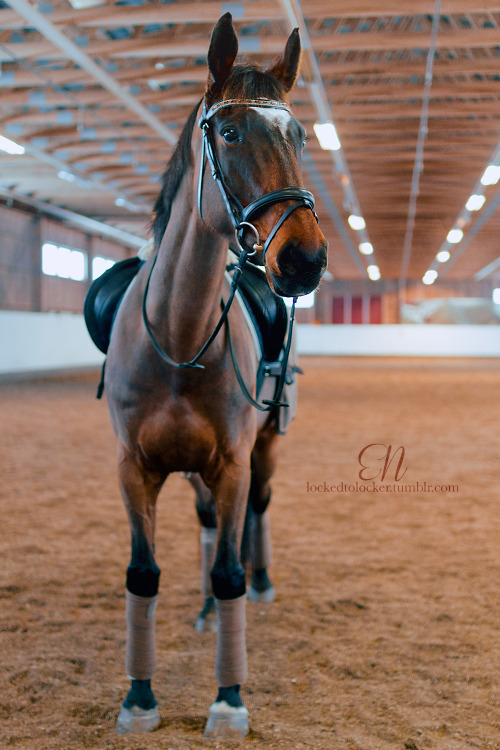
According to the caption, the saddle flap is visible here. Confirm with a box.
[84,257,144,354]
[237,264,288,363]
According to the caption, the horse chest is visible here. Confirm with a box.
[138,390,251,473]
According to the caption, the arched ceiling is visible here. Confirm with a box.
[2,0,500,287]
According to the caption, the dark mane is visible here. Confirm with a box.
[152,99,201,248]
[152,66,286,247]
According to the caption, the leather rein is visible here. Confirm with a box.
[142,97,318,412]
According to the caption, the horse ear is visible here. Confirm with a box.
[207,13,238,91]
[265,28,301,92]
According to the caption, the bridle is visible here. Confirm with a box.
[197,97,318,263]
[142,96,318,412]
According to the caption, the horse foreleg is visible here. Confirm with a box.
[115,448,164,734]
[247,423,278,603]
[203,464,251,739]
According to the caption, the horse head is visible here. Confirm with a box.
[200,13,328,298]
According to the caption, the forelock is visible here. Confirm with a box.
[221,65,287,101]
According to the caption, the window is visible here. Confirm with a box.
[92,255,115,280]
[42,242,87,281]
[284,291,315,309]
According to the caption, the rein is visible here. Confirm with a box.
[142,97,318,410]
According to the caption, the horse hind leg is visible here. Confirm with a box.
[190,474,217,632]
[246,424,278,603]
[115,449,164,734]
[246,504,275,603]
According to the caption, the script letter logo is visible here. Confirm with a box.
[358,444,408,482]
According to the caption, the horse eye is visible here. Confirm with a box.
[222,128,239,144]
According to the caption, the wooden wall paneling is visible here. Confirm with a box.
[0,204,41,311]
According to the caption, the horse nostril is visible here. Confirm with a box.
[277,243,327,278]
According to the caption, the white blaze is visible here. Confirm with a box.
[250,106,292,136]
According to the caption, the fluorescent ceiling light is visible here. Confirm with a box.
[436,250,450,263]
[57,170,77,183]
[358,242,373,255]
[447,228,463,244]
[367,264,380,281]
[481,165,500,186]
[0,134,25,155]
[313,122,341,151]
[422,269,438,285]
[67,0,104,8]
[348,214,366,230]
[465,194,486,211]
[115,197,141,212]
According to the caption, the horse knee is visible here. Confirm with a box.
[211,560,245,600]
[127,565,161,597]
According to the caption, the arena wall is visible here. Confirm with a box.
[2,313,500,377]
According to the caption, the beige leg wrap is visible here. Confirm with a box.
[250,511,273,570]
[215,594,248,687]
[125,590,158,681]
[200,527,217,598]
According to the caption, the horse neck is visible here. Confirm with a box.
[146,163,229,359]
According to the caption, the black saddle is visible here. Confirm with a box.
[84,256,144,354]
[232,262,288,363]
[84,256,288,362]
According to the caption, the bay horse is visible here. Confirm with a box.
[104,12,327,739]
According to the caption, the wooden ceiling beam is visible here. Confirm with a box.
[325,100,500,118]
[99,28,500,59]
[335,117,494,134]
[0,85,203,109]
[6,26,500,63]
[325,81,500,100]
[4,98,498,130]
[3,1,500,31]
[318,56,500,79]
[14,54,498,94]
[5,0,179,146]
[0,81,500,122]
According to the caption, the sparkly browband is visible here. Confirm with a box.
[199,98,291,126]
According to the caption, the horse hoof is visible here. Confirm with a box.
[204,701,249,739]
[248,583,275,603]
[194,612,218,632]
[194,596,218,632]
[116,705,160,734]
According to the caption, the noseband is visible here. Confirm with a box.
[197,98,318,262]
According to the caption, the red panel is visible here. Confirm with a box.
[351,296,363,324]
[370,295,382,324]
[332,296,345,324]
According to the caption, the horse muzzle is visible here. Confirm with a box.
[267,229,328,298]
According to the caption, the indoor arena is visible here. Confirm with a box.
[1,3,500,749]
